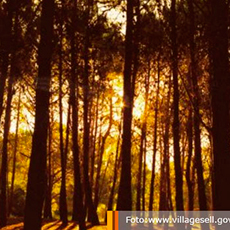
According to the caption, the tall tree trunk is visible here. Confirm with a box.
[94,98,113,209]
[0,63,14,228]
[0,9,17,224]
[0,0,13,127]
[164,77,173,211]
[165,137,173,212]
[187,0,207,211]
[43,121,53,219]
[171,0,184,211]
[24,0,54,228]
[159,131,167,211]
[160,98,172,213]
[82,0,99,224]
[142,145,147,211]
[136,60,148,211]
[149,58,160,211]
[107,115,122,213]
[134,5,142,206]
[8,90,21,216]
[136,125,146,211]
[59,10,68,224]
[185,110,194,230]
[210,0,230,210]
[117,0,134,211]
[90,92,99,186]
[71,6,86,229]
[185,111,194,211]
[64,101,71,162]
[209,134,214,210]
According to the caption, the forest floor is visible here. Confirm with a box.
[0,220,107,230]
[0,222,204,230]
[0,218,204,230]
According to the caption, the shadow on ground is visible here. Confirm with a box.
[0,220,107,230]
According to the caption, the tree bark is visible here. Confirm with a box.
[171,0,184,211]
[0,9,17,225]
[24,0,54,228]
[136,61,148,210]
[117,0,134,211]
[165,76,173,212]
[90,92,99,186]
[187,0,207,211]
[107,115,122,213]
[8,90,21,216]
[136,123,146,211]
[185,111,194,211]
[149,58,160,211]
[159,132,167,211]
[43,121,53,219]
[0,0,13,128]
[94,98,113,209]
[70,5,86,228]
[58,9,68,224]
[210,0,230,210]
[0,61,14,228]
[82,0,99,224]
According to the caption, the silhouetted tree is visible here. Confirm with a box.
[24,0,54,228]
[171,0,184,211]
[117,0,134,211]
[210,0,230,211]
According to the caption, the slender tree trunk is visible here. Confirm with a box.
[136,125,145,210]
[0,65,14,228]
[24,0,54,228]
[187,0,207,211]
[105,111,123,224]
[149,58,160,211]
[132,0,142,202]
[90,92,99,186]
[94,98,113,209]
[160,109,171,212]
[209,134,214,210]
[136,61,149,211]
[8,90,21,216]
[142,132,147,211]
[44,121,53,219]
[58,11,68,224]
[166,139,173,212]
[171,0,184,211]
[159,77,173,221]
[0,9,18,224]
[164,78,173,212]
[65,101,71,160]
[159,133,167,211]
[0,0,13,127]
[82,0,99,224]
[71,6,86,229]
[185,111,193,230]
[210,0,230,210]
[107,115,122,213]
[185,111,194,211]
[117,0,134,211]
